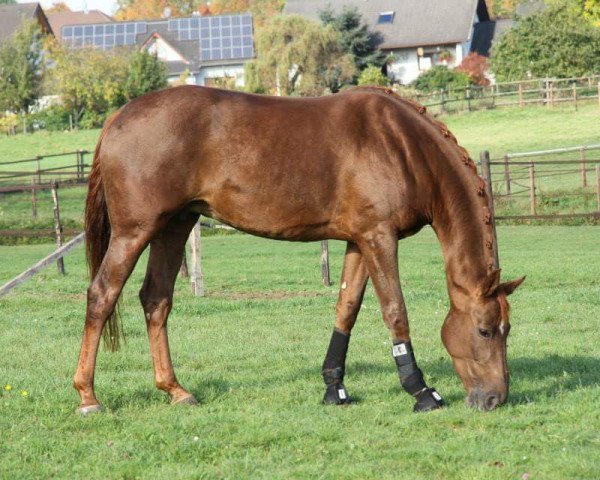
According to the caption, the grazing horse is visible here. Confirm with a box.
[74,86,524,414]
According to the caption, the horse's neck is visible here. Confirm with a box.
[429,159,495,307]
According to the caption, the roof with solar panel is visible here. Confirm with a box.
[59,12,255,73]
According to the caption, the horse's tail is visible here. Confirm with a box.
[85,111,123,351]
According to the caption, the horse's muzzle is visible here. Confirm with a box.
[466,388,507,411]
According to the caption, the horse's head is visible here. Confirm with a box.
[441,270,525,411]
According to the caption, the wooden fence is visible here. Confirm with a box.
[479,144,600,221]
[403,74,600,115]
[0,150,90,192]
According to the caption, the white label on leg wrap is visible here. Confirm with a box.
[432,391,442,401]
[392,344,408,357]
[338,388,347,400]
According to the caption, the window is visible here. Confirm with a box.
[378,11,395,24]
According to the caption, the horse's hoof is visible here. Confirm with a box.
[413,388,445,412]
[322,384,352,405]
[172,394,198,406]
[76,404,103,415]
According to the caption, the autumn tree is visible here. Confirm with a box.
[46,2,71,13]
[0,21,45,113]
[456,53,490,86]
[115,0,166,21]
[245,15,355,96]
[208,0,284,26]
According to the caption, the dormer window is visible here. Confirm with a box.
[378,11,395,24]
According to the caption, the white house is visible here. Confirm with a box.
[285,0,492,85]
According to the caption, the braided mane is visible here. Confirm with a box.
[352,86,497,273]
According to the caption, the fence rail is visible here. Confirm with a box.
[402,74,600,115]
[0,150,90,189]
[480,144,600,222]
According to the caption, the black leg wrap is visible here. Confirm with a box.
[322,329,351,405]
[392,341,445,412]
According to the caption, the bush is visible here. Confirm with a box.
[28,105,71,131]
[412,66,472,92]
[456,53,490,86]
[357,65,388,87]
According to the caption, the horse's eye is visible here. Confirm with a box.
[478,328,492,339]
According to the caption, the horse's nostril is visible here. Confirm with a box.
[485,394,499,411]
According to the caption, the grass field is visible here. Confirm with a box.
[1,227,599,479]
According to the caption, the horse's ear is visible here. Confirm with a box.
[499,276,526,296]
[478,268,501,298]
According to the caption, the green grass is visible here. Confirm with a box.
[1,227,599,479]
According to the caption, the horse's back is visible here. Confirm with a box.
[97,86,427,240]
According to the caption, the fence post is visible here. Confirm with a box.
[76,150,82,182]
[479,151,499,269]
[31,178,37,219]
[466,86,471,112]
[573,83,578,111]
[598,82,600,108]
[529,162,536,216]
[189,221,204,296]
[503,155,511,196]
[51,181,66,275]
[36,155,42,185]
[80,151,87,180]
[180,251,189,279]
[518,83,523,107]
[580,147,587,188]
[440,89,446,114]
[320,240,332,287]
[597,165,600,213]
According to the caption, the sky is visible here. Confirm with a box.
[19,0,119,15]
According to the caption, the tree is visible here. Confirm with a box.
[0,20,45,114]
[0,0,16,4]
[46,2,71,13]
[208,0,284,26]
[245,15,355,96]
[115,0,167,20]
[123,50,168,100]
[45,41,128,124]
[583,0,600,25]
[491,4,600,80]
[319,6,385,74]
[357,65,388,87]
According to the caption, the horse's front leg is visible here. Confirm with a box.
[357,225,445,412]
[322,242,368,405]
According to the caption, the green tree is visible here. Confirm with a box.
[0,20,45,113]
[245,14,355,96]
[491,5,600,80]
[319,6,386,75]
[123,50,168,101]
[357,65,388,87]
[0,0,17,4]
[45,41,128,125]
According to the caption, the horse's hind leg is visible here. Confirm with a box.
[356,225,444,412]
[139,211,199,405]
[74,232,151,413]
[322,242,368,405]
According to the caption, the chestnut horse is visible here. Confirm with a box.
[74,86,524,414]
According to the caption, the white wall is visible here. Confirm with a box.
[386,48,420,84]
[196,64,246,87]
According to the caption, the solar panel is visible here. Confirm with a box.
[168,13,254,62]
[62,22,147,49]
[61,15,253,62]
